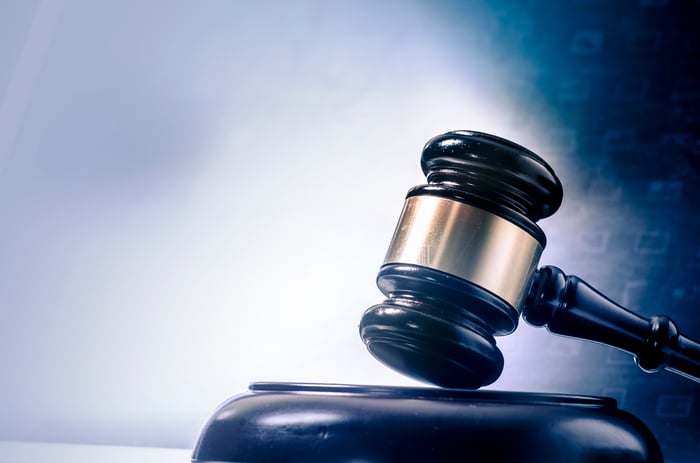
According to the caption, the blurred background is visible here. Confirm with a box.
[0,0,698,461]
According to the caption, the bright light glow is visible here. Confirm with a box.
[0,0,568,448]
[258,411,343,427]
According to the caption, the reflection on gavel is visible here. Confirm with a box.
[359,130,700,389]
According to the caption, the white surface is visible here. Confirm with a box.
[0,441,190,463]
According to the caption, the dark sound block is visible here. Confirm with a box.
[192,383,663,463]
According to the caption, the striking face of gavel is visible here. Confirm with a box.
[359,130,700,389]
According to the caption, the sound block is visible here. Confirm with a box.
[192,383,663,463]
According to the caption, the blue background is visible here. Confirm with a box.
[0,1,698,461]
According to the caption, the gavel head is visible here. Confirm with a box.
[359,130,563,389]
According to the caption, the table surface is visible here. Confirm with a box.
[0,441,191,463]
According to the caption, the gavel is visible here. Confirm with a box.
[359,130,700,389]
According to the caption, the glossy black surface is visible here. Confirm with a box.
[192,383,663,463]
[374,264,518,336]
[420,130,563,221]
[360,264,513,389]
[411,130,563,246]
[524,266,700,382]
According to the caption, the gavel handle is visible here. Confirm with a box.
[523,265,700,383]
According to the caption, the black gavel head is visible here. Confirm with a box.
[359,130,563,389]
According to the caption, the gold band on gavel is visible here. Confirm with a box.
[383,195,543,311]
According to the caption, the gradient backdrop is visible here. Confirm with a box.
[0,1,698,461]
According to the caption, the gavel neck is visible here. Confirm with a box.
[522,265,700,383]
